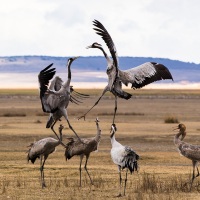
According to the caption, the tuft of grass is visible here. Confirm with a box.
[3,113,26,117]
[164,116,179,123]
[63,177,69,187]
[1,177,10,194]
[136,172,193,194]
[34,120,42,124]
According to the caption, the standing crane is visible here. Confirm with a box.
[27,124,64,188]
[78,20,173,123]
[110,124,139,196]
[65,118,101,186]
[38,57,89,142]
[174,123,200,191]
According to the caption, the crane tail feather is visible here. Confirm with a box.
[124,153,139,174]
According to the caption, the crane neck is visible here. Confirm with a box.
[174,130,186,146]
[59,130,63,142]
[98,46,112,63]
[63,59,72,89]
[110,130,116,145]
[94,122,101,142]
[58,127,67,148]
[67,59,72,80]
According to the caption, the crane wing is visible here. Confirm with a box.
[38,63,56,112]
[179,143,200,161]
[27,138,57,163]
[49,76,63,91]
[65,138,91,160]
[69,86,90,105]
[119,62,173,89]
[93,20,119,69]
[122,146,139,173]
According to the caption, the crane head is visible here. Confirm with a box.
[110,123,117,138]
[95,117,100,123]
[173,123,186,132]
[173,123,186,141]
[59,124,64,133]
[72,56,80,60]
[66,56,80,67]
[86,42,102,49]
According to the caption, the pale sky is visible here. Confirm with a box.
[1,0,200,63]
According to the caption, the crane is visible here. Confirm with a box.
[38,57,89,142]
[27,124,64,188]
[78,20,173,123]
[65,118,101,186]
[110,124,139,196]
[174,123,200,191]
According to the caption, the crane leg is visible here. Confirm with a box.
[190,160,197,191]
[51,122,67,147]
[79,155,84,187]
[40,156,47,188]
[78,96,102,120]
[61,109,82,143]
[195,166,200,178]
[112,96,118,124]
[124,169,128,196]
[51,120,59,140]
[78,86,108,120]
[66,118,83,143]
[117,166,122,197]
[84,155,93,185]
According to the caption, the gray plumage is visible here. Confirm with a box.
[65,118,101,186]
[110,124,139,196]
[174,123,200,191]
[38,57,89,141]
[27,125,64,188]
[78,20,173,123]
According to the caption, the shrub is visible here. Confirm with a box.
[164,116,179,123]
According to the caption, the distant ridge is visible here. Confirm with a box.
[0,56,199,88]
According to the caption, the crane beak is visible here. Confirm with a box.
[95,117,100,123]
[73,56,80,60]
[86,45,92,49]
[173,126,179,131]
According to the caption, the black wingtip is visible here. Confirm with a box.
[153,63,174,81]
[40,63,54,73]
[48,63,54,67]
[38,63,56,102]
[93,19,100,24]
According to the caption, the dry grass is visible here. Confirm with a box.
[3,113,26,117]
[1,89,200,199]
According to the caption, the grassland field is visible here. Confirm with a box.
[0,89,200,200]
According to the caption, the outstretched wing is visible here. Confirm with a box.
[69,86,90,105]
[119,62,173,89]
[38,63,56,112]
[93,20,119,69]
